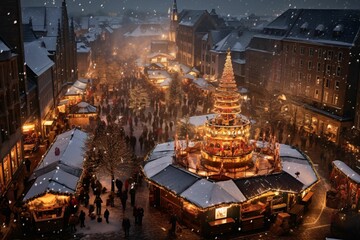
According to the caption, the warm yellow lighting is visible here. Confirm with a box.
[215,207,228,219]
[22,124,35,132]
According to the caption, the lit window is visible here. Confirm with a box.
[215,207,228,219]
[333,94,339,105]
[316,76,321,85]
[324,91,329,102]
[314,89,319,99]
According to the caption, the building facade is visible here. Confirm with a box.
[0,40,23,193]
[246,9,360,143]
[176,9,219,68]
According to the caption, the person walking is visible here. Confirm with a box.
[122,217,131,238]
[104,208,110,224]
[137,207,144,226]
[133,206,138,225]
[169,214,177,236]
[129,186,136,207]
[69,213,78,232]
[120,190,128,211]
[79,210,85,228]
[94,195,103,215]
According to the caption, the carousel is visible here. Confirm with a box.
[142,50,319,236]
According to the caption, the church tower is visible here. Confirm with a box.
[169,0,178,43]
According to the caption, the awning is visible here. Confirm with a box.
[43,120,54,126]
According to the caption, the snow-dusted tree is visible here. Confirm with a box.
[85,124,134,192]
[128,84,150,113]
[167,72,182,107]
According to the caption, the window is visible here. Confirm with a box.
[335,81,340,90]
[317,63,321,72]
[298,72,303,81]
[324,91,329,102]
[293,46,297,53]
[299,60,304,67]
[305,86,310,96]
[309,48,314,57]
[325,79,330,88]
[307,74,311,83]
[326,64,331,75]
[314,89,319,99]
[215,207,228,219]
[300,47,305,55]
[336,66,341,76]
[316,76,321,85]
[333,94,339,105]
[327,50,333,60]
[318,49,322,58]
[308,61,312,70]
[338,52,343,61]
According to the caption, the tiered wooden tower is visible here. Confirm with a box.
[201,50,253,173]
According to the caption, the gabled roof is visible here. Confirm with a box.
[24,129,88,202]
[178,9,208,27]
[0,39,10,52]
[233,172,304,200]
[151,165,200,194]
[212,30,256,52]
[25,41,54,76]
[69,102,97,114]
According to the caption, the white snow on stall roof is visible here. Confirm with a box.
[181,179,239,208]
[73,80,87,90]
[23,168,78,201]
[281,158,317,189]
[217,180,247,202]
[279,144,306,159]
[36,129,88,170]
[187,114,216,127]
[333,160,360,184]
[152,141,175,152]
[144,155,173,178]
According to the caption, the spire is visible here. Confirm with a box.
[171,0,178,21]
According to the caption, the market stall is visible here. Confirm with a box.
[68,101,97,128]
[22,128,88,233]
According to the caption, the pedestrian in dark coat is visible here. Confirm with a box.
[129,187,136,207]
[169,214,177,235]
[79,210,85,228]
[122,217,131,237]
[115,178,123,194]
[120,191,128,211]
[104,209,110,223]
[133,206,138,225]
[94,195,103,215]
[137,207,144,226]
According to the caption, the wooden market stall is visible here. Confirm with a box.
[22,128,88,233]
[68,101,98,128]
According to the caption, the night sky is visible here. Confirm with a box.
[21,0,360,17]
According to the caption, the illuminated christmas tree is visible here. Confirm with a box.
[201,49,253,174]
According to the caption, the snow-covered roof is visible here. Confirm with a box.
[181,179,240,208]
[24,129,88,201]
[212,31,256,53]
[77,42,91,53]
[333,160,360,184]
[159,78,172,87]
[186,114,216,127]
[70,102,97,114]
[147,70,170,79]
[144,155,173,178]
[124,24,165,38]
[105,27,113,34]
[0,40,10,52]
[25,41,54,76]
[152,141,175,153]
[216,180,247,202]
[73,79,88,90]
[179,10,207,27]
[192,78,215,91]
[151,165,199,194]
[40,37,57,51]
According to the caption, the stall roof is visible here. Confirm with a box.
[35,128,88,171]
[73,80,88,90]
[151,165,199,194]
[217,180,247,202]
[24,129,87,201]
[234,172,304,200]
[181,179,240,208]
[144,155,173,178]
[23,168,79,201]
[333,160,360,184]
[70,101,97,114]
